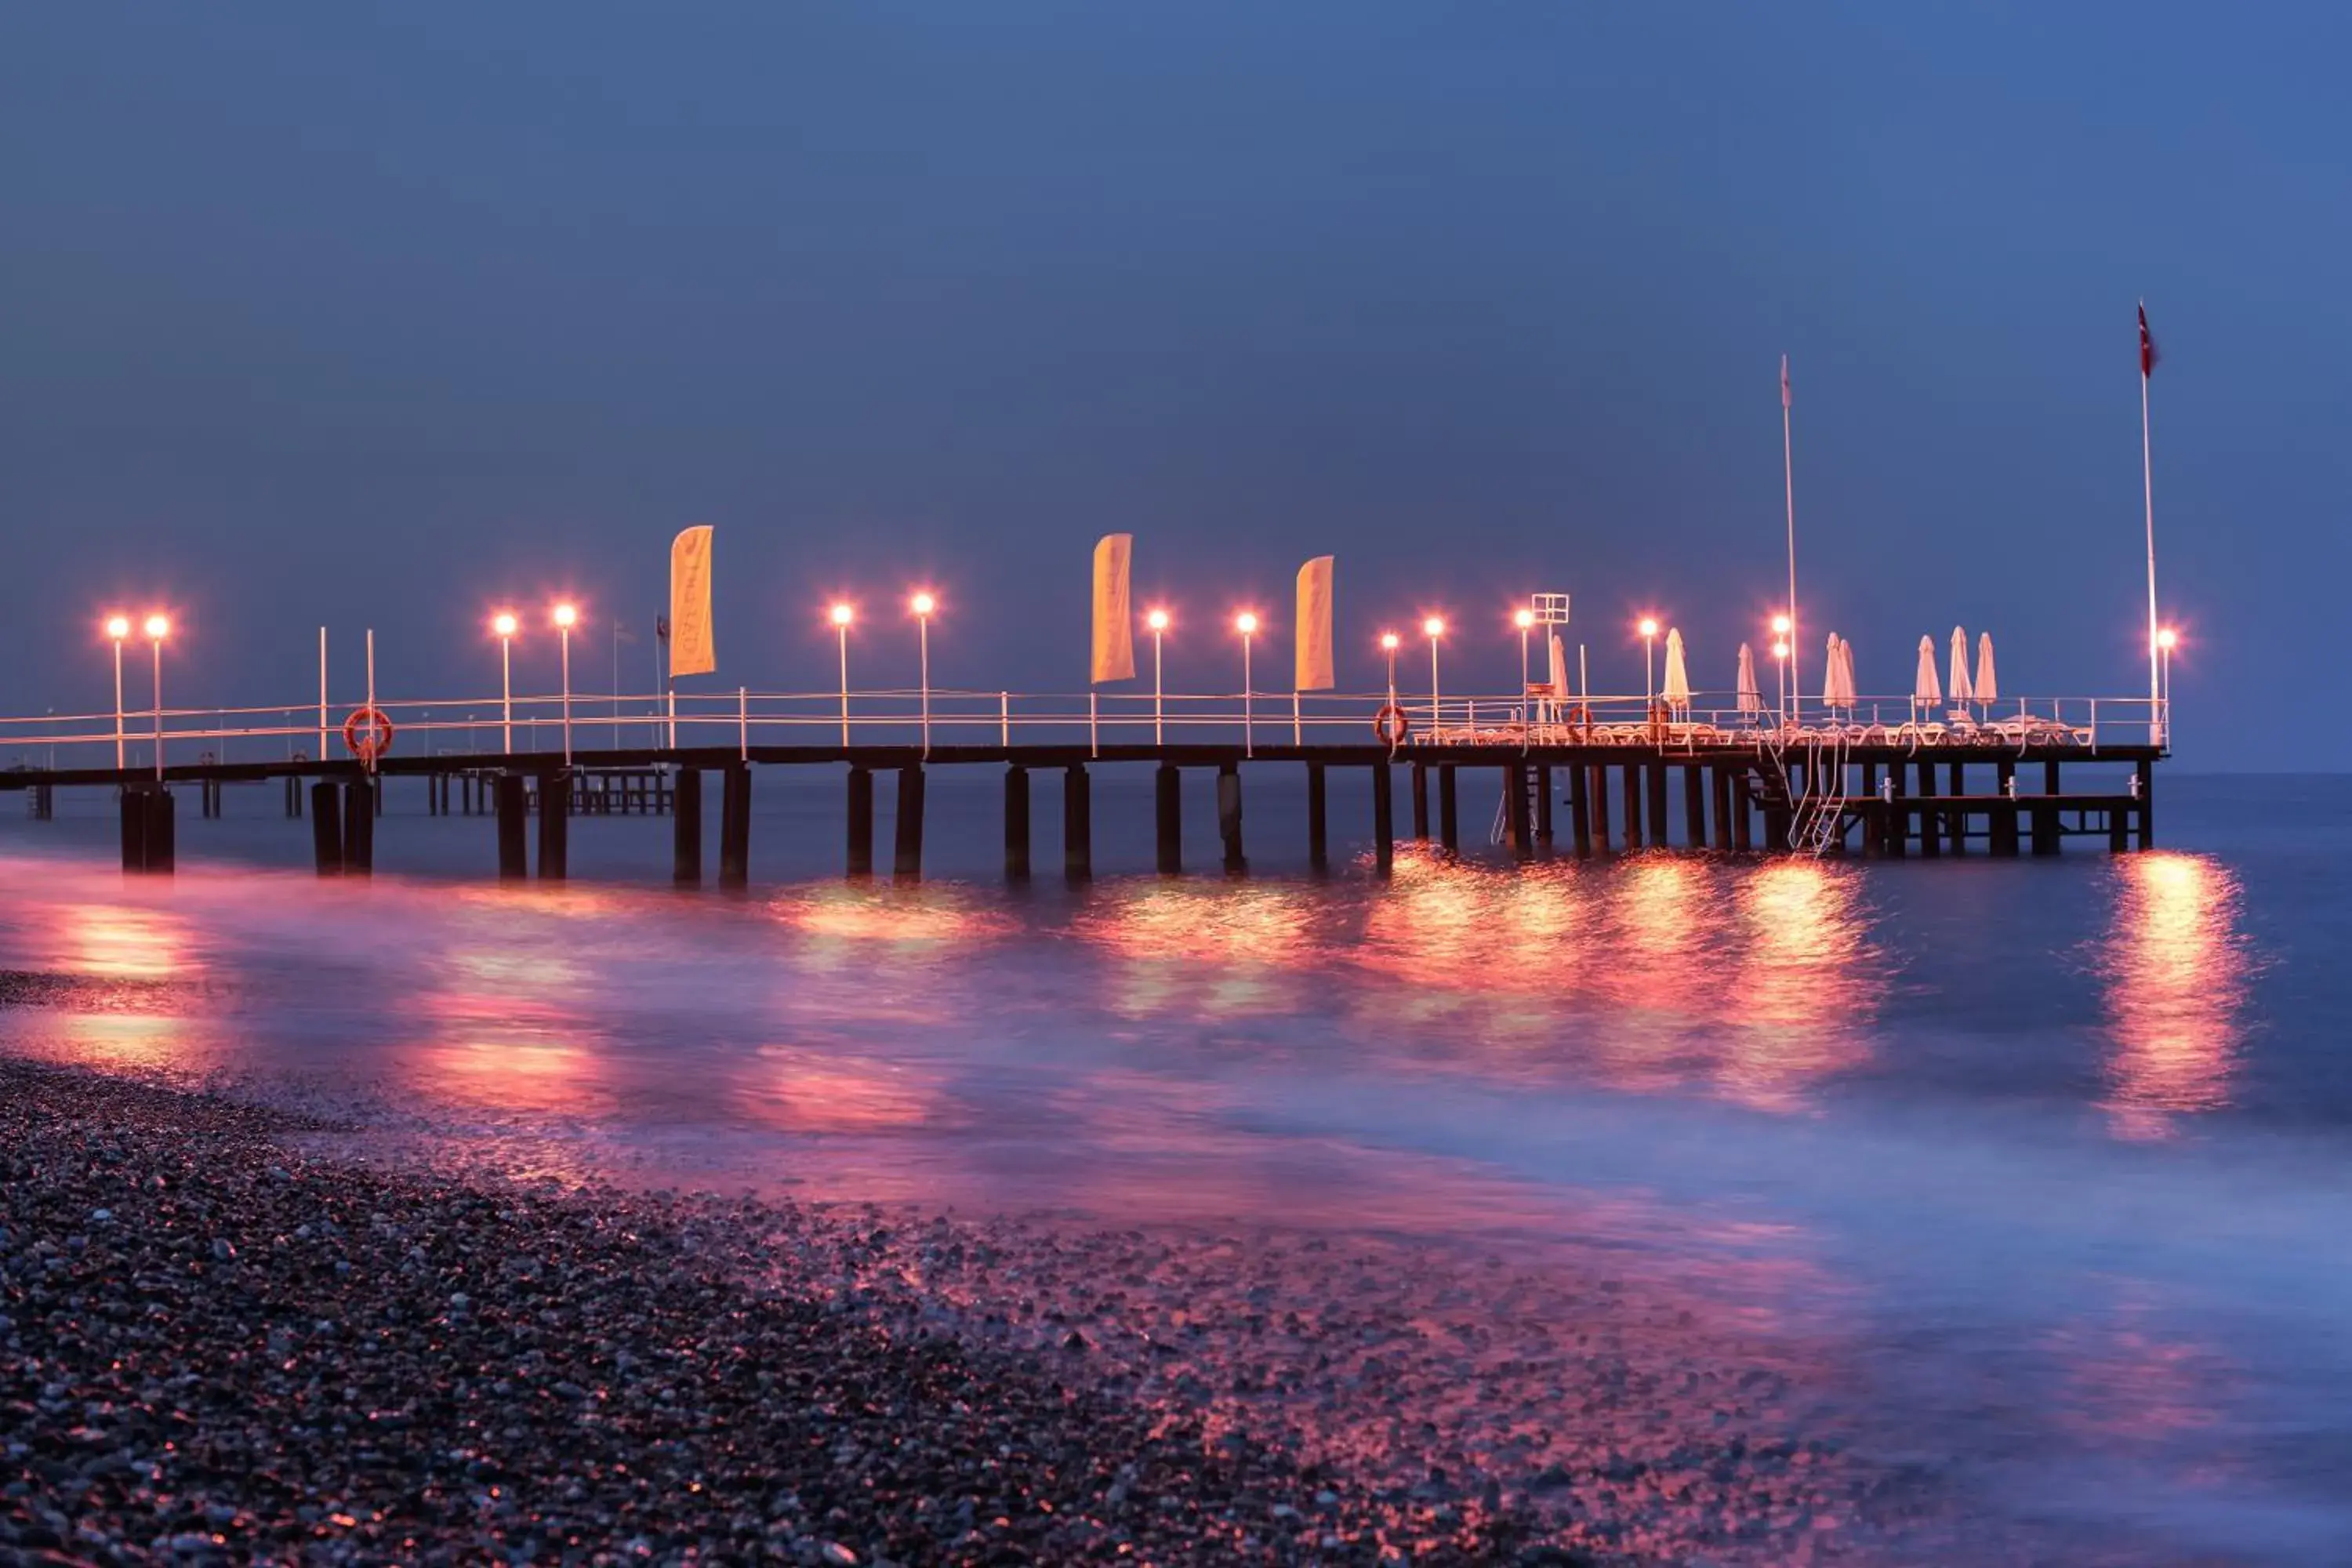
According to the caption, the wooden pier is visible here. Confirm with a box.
[4,733,2162,884]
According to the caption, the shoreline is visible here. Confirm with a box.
[3,1057,2078,1566]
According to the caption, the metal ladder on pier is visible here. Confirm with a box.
[1487,767,1546,848]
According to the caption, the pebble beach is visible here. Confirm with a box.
[0,1056,2030,1567]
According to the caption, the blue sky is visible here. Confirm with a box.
[2,3,2346,764]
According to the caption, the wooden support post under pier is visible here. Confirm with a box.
[1622,764,1643,851]
[1711,767,1733,852]
[495,775,528,881]
[673,768,702,886]
[1410,762,1430,841]
[1062,764,1092,882]
[145,788,175,873]
[893,764,925,881]
[342,779,374,876]
[1439,764,1460,853]
[1156,763,1182,874]
[1647,763,1670,851]
[1991,760,2019,857]
[1534,764,1554,850]
[1947,762,1965,855]
[1886,764,1907,858]
[1568,761,1592,859]
[1504,760,1532,861]
[2136,758,2154,850]
[846,766,873,878]
[1371,761,1395,877]
[1218,760,1245,873]
[2110,805,2129,853]
[537,771,568,881]
[118,787,148,874]
[717,764,747,889]
[1004,766,1031,881]
[2034,760,2060,857]
[1682,765,1704,851]
[1915,760,1939,858]
[1731,771,1753,853]
[310,781,342,875]
[1587,763,1610,855]
[1306,762,1328,872]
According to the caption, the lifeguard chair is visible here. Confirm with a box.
[1524,593,1572,725]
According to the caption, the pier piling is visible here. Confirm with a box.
[1534,765,1554,849]
[1711,767,1733,852]
[1622,764,1643,851]
[342,779,374,876]
[2136,759,2154,849]
[1568,762,1592,859]
[846,766,874,877]
[717,764,748,888]
[1218,761,1245,873]
[1410,762,1430,841]
[538,771,569,880]
[310,782,342,875]
[1438,765,1459,854]
[1306,761,1329,871]
[1730,772,1753,852]
[495,775,528,880]
[893,764,925,880]
[1504,761,1532,860]
[1156,763,1182,874]
[1062,764,1092,881]
[1682,765,1705,851]
[1647,764,1670,850]
[1371,761,1395,876]
[1004,765,1031,880]
[673,768,702,886]
[1588,763,1611,854]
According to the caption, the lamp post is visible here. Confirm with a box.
[1639,617,1660,713]
[1514,608,1535,731]
[831,603,855,746]
[553,603,577,765]
[492,612,517,754]
[1235,612,1258,756]
[1146,608,1170,743]
[909,591,936,757]
[143,615,170,780]
[1380,632,1400,713]
[1422,616,1445,732]
[1772,637,1789,721]
[103,615,129,770]
[2157,626,2177,745]
[1770,614,1792,724]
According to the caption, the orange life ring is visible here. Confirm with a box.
[1564,702,1588,728]
[1373,704,1410,746]
[343,706,395,764]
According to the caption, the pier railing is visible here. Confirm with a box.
[0,686,2166,772]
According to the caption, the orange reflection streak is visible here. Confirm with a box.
[1075,883,1322,1019]
[411,950,610,1116]
[768,887,1015,946]
[56,903,196,982]
[1719,862,1880,1111]
[733,1044,942,1134]
[2100,854,2247,1140]
[1356,855,1588,1003]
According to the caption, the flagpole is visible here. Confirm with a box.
[2140,318,2161,749]
[1781,355,1799,727]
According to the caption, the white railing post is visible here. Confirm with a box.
[1090,691,1098,757]
[1000,691,1010,747]
[739,686,748,760]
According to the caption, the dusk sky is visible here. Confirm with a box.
[3,4,2347,766]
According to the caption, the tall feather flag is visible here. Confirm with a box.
[667,525,716,677]
[1780,353,1791,409]
[1091,534,1134,683]
[1294,556,1334,691]
[2140,302,2159,379]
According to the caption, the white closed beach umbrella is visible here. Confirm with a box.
[1737,643,1762,717]
[1913,635,1942,710]
[1974,632,1997,704]
[1822,633,1843,707]
[1840,637,1860,710]
[1548,630,1568,697]
[1662,627,1692,713]
[1824,633,1857,710]
[1947,626,1974,705]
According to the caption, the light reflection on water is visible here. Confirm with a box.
[2098,853,2251,1140]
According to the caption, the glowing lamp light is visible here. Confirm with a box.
[910,591,937,617]
[553,603,578,629]
[1379,632,1400,652]
[1770,613,1792,635]
[492,612,518,637]
[1638,617,1660,638]
[143,614,170,641]
[1235,612,1258,636]
[830,603,855,628]
[104,615,131,641]
[1513,608,1535,630]
[1146,608,1171,632]
[1772,640,1790,659]
[1422,616,1445,639]
[2156,627,2179,652]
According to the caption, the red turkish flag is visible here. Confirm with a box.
[2139,303,2158,379]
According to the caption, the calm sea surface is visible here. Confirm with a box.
[2,769,2348,1560]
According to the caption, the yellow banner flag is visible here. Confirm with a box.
[669,525,716,677]
[1294,555,1334,691]
[1091,534,1134,684]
